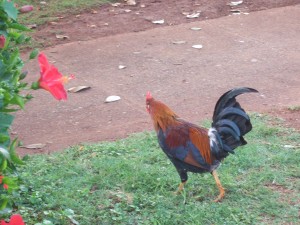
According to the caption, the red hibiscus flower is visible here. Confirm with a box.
[0,35,5,48]
[0,214,25,225]
[0,176,8,189]
[33,53,74,100]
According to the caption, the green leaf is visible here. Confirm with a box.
[11,95,25,109]
[0,146,10,160]
[8,22,31,31]
[0,112,14,129]
[16,33,26,44]
[29,48,39,59]
[0,60,4,75]
[9,139,24,165]
[0,199,8,211]
[3,0,18,21]
[0,158,7,170]
[19,71,28,80]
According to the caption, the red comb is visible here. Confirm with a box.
[146,91,152,100]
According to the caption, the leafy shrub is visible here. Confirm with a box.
[0,0,73,219]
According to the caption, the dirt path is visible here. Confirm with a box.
[14,1,300,156]
[33,0,299,48]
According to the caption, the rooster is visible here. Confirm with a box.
[146,87,258,202]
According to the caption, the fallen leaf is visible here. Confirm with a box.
[283,145,299,149]
[152,19,164,24]
[68,86,91,93]
[111,3,121,7]
[91,10,98,14]
[56,34,69,39]
[105,96,121,103]
[124,9,132,13]
[118,65,127,69]
[192,44,203,49]
[88,24,97,28]
[75,15,81,18]
[172,41,186,45]
[186,12,200,19]
[21,143,46,149]
[140,4,146,8]
[49,21,58,25]
[190,27,202,31]
[230,10,241,14]
[125,0,136,6]
[19,5,34,13]
[229,1,243,6]
[27,24,37,29]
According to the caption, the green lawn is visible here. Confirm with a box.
[15,114,300,224]
[15,0,115,25]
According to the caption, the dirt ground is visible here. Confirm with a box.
[15,0,300,156]
[33,0,299,47]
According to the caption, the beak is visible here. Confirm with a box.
[146,104,150,113]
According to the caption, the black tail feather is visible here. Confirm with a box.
[209,87,258,160]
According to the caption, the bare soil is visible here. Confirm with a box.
[15,0,300,156]
[33,0,299,48]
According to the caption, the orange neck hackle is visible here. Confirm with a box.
[145,93,179,132]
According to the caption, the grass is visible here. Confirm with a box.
[15,0,115,25]
[14,0,115,50]
[14,114,300,224]
[288,105,300,112]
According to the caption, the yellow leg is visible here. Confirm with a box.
[212,170,225,202]
[175,181,187,195]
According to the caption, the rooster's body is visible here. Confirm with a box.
[146,87,258,201]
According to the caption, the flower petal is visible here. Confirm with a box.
[39,80,67,100]
[37,53,73,100]
[9,214,25,225]
[38,53,51,75]
[41,66,64,83]
[0,35,6,48]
